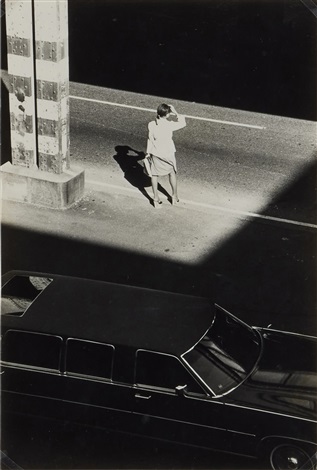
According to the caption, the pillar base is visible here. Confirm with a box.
[1,162,85,209]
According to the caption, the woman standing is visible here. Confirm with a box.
[145,103,186,208]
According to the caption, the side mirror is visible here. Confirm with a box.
[175,384,188,396]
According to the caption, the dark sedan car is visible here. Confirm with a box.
[1,271,317,470]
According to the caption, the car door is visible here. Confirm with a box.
[133,349,230,451]
[1,329,65,419]
[62,338,135,432]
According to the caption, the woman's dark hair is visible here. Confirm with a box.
[157,103,171,118]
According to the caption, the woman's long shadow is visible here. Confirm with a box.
[113,145,170,206]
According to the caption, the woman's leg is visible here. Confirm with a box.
[151,175,159,199]
[151,176,161,205]
[169,170,179,202]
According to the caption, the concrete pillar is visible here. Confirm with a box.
[34,0,70,173]
[1,0,84,209]
[6,0,37,168]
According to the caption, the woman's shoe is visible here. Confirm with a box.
[153,199,162,208]
[171,195,180,205]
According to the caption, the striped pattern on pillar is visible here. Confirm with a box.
[6,0,37,168]
[34,0,70,174]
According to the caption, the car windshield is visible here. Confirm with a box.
[183,307,261,395]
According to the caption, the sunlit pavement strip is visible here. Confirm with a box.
[86,179,317,230]
[70,95,266,130]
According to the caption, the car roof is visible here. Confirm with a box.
[2,272,214,356]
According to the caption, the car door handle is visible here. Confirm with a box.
[135,392,152,400]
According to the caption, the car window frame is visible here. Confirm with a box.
[134,348,208,397]
[64,337,115,381]
[0,329,63,373]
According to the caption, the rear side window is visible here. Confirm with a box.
[1,330,62,371]
[65,339,114,380]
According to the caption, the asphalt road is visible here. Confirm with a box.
[68,82,316,224]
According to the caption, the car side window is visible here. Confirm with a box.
[135,350,205,395]
[65,338,114,380]
[1,330,62,371]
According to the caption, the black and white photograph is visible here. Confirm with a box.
[1,0,316,469]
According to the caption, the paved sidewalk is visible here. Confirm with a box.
[2,165,245,265]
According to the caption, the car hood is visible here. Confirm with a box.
[228,329,317,421]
